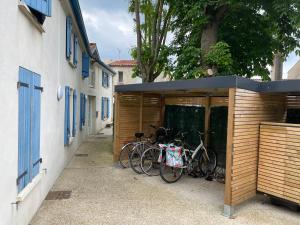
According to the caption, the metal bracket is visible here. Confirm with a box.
[33,158,43,167]
[34,85,44,92]
[16,170,28,185]
[17,81,29,89]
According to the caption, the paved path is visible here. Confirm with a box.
[31,131,300,225]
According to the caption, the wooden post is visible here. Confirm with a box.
[204,96,211,147]
[224,88,235,217]
[113,93,120,162]
[139,93,143,131]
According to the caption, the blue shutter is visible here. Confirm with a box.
[73,34,78,66]
[82,53,90,78]
[107,98,110,118]
[66,16,72,59]
[101,97,105,120]
[72,90,77,136]
[83,94,86,125]
[64,86,70,145]
[102,72,104,87]
[31,73,42,178]
[18,68,31,192]
[24,0,52,16]
[79,93,83,130]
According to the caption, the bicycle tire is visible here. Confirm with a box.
[119,142,135,168]
[129,142,151,174]
[199,150,217,176]
[160,155,184,183]
[141,147,161,176]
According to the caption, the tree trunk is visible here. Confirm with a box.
[271,53,283,80]
[201,21,219,55]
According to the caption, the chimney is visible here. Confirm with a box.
[271,53,283,80]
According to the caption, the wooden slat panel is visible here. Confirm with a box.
[287,96,300,109]
[165,97,206,106]
[230,89,286,206]
[257,123,300,205]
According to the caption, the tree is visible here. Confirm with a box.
[129,0,173,82]
[170,0,300,80]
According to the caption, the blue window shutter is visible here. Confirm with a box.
[24,0,52,17]
[79,93,83,130]
[82,53,90,78]
[18,68,31,192]
[102,72,104,87]
[66,16,72,59]
[73,34,78,66]
[31,73,42,178]
[83,95,86,125]
[101,97,105,120]
[72,90,77,136]
[107,98,110,118]
[64,86,70,145]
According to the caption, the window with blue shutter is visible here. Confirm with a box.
[64,86,70,145]
[82,53,90,78]
[24,0,52,17]
[66,16,72,59]
[73,34,78,66]
[83,95,86,125]
[18,67,42,192]
[79,93,83,130]
[72,90,77,136]
[107,98,110,118]
[101,97,105,120]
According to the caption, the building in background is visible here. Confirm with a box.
[0,1,113,225]
[288,59,300,79]
[107,60,169,87]
[90,44,115,131]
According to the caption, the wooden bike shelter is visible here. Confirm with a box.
[113,76,300,216]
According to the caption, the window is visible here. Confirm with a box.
[18,67,42,192]
[80,93,86,130]
[102,71,109,88]
[64,87,77,145]
[101,97,110,120]
[82,53,90,78]
[118,71,123,83]
[66,16,72,60]
[22,0,52,25]
[90,70,95,87]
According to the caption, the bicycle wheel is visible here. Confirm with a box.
[141,147,161,176]
[129,143,149,174]
[199,150,217,176]
[119,142,135,168]
[160,155,184,183]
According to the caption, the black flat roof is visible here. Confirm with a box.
[115,76,300,94]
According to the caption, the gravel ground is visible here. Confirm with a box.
[30,130,300,225]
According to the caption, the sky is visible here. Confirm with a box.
[79,0,299,75]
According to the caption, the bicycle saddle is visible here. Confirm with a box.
[135,132,144,138]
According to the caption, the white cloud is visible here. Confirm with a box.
[82,9,136,59]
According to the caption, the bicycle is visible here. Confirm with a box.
[159,131,217,183]
[119,132,147,168]
[140,131,187,176]
[129,125,172,174]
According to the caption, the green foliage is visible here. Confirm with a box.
[205,42,233,74]
[169,0,300,80]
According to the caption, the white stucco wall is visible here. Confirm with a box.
[111,66,169,87]
[96,65,114,131]
[0,1,95,225]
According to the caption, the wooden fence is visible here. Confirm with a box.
[258,122,300,204]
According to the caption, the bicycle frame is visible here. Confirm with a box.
[183,135,208,162]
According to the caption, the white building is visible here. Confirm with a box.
[108,60,170,87]
[89,43,115,132]
[0,1,113,225]
[288,59,300,79]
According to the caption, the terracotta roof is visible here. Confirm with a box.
[108,60,137,67]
